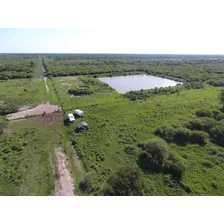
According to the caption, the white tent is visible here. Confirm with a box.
[68,113,75,122]
[74,109,84,117]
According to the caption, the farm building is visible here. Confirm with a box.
[77,121,88,129]
[74,109,84,117]
[68,113,75,122]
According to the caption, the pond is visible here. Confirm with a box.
[98,74,181,93]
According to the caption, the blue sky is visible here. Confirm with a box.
[1,0,224,54]
[1,0,224,55]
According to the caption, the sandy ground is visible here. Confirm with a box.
[7,104,60,120]
[55,148,75,196]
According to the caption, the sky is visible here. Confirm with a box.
[1,0,224,54]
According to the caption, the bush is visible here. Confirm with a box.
[140,139,169,165]
[195,109,213,118]
[175,127,192,144]
[68,88,93,96]
[164,153,185,181]
[201,160,213,168]
[210,121,224,146]
[105,167,144,196]
[216,113,224,121]
[79,175,94,193]
[186,117,216,132]
[190,130,208,145]
[212,109,222,119]
[124,145,139,156]
[0,121,7,134]
[155,126,177,142]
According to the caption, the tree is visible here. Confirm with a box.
[0,121,6,134]
[210,121,224,146]
[141,139,169,165]
[175,127,192,144]
[190,130,208,145]
[155,126,177,142]
[220,88,224,104]
[105,167,144,196]
[195,109,213,118]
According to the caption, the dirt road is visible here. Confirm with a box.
[44,77,49,93]
[7,104,60,120]
[55,148,75,196]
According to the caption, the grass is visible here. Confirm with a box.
[51,75,224,195]
[1,67,224,195]
[0,78,46,109]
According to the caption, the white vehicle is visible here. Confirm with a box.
[77,122,88,130]
[74,109,84,117]
[68,113,75,122]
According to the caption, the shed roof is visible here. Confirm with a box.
[79,121,88,126]
[68,113,74,118]
[75,109,83,113]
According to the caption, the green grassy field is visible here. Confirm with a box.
[0,78,46,110]
[50,76,224,195]
[2,55,224,196]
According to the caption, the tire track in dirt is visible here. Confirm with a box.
[55,147,75,196]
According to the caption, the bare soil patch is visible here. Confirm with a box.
[35,112,63,125]
[7,104,60,120]
[55,148,75,196]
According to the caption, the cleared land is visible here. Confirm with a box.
[55,147,75,196]
[7,104,60,120]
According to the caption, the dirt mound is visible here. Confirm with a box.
[35,112,63,125]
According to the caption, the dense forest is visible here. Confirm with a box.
[0,55,40,79]
[43,54,224,87]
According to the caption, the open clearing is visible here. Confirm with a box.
[7,104,60,120]
[55,148,75,196]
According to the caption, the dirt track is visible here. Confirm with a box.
[7,104,60,120]
[55,148,75,196]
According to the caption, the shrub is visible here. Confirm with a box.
[211,181,219,189]
[0,121,7,134]
[186,117,216,132]
[155,126,177,142]
[175,127,192,144]
[212,109,222,119]
[105,167,144,196]
[68,88,93,96]
[201,160,213,168]
[140,139,169,165]
[216,113,224,121]
[165,153,185,181]
[190,130,208,145]
[195,109,213,118]
[124,145,139,156]
[79,175,94,193]
[210,121,224,146]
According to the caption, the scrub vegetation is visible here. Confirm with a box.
[1,54,224,195]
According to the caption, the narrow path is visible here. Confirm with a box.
[44,77,49,93]
[55,147,75,196]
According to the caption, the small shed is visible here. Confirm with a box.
[68,113,75,122]
[77,121,88,129]
[74,109,84,117]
